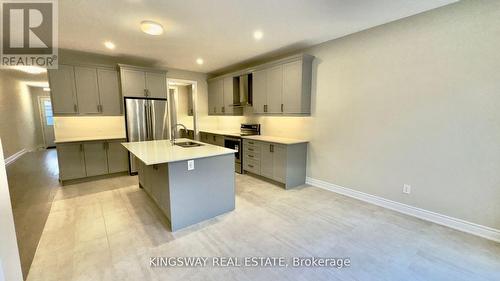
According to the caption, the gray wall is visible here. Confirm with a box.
[0,71,42,159]
[204,0,500,230]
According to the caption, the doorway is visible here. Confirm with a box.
[167,79,199,140]
[38,96,55,148]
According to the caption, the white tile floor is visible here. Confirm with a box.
[27,173,500,281]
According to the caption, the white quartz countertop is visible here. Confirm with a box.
[200,129,241,137]
[242,135,309,145]
[122,139,236,165]
[55,135,126,144]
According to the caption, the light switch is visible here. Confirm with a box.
[187,160,194,171]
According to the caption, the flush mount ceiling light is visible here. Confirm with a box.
[196,58,204,65]
[11,66,47,74]
[253,30,263,40]
[140,20,164,35]
[104,41,116,49]
[43,87,50,92]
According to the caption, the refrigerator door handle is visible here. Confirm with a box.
[144,102,150,140]
[147,101,154,140]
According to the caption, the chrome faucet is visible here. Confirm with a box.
[171,123,187,145]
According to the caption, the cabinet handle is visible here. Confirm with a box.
[248,148,254,151]
[153,164,158,170]
[248,164,254,168]
[263,105,266,112]
[270,144,274,153]
[79,144,83,152]
[144,89,148,97]
[74,104,78,112]
[248,155,253,158]
[281,104,284,112]
[222,106,225,113]
[213,136,216,141]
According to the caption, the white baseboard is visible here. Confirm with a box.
[306,177,500,243]
[4,149,28,166]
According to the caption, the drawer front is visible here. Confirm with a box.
[243,151,260,162]
[243,158,260,175]
[244,144,260,154]
[243,139,260,146]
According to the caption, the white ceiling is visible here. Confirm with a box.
[59,0,456,73]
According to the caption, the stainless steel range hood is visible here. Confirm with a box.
[231,74,252,107]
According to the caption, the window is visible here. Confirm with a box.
[43,100,53,126]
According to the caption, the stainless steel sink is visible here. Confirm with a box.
[175,141,204,148]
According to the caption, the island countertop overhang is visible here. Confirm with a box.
[122,139,236,165]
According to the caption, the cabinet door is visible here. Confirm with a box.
[144,164,154,195]
[272,144,286,183]
[252,69,266,114]
[97,69,121,115]
[223,76,234,115]
[48,65,78,114]
[57,143,86,180]
[282,60,302,114]
[260,142,274,179]
[207,81,217,115]
[83,142,109,177]
[120,68,146,97]
[266,65,283,113]
[215,79,224,114]
[74,66,100,114]
[107,141,128,173]
[145,72,167,98]
[215,135,225,147]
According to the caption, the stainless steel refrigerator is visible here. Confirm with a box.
[124,97,169,174]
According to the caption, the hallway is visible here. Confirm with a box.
[7,149,60,278]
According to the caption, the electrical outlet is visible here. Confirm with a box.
[187,160,194,171]
[403,184,411,194]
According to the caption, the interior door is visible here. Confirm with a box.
[39,97,55,148]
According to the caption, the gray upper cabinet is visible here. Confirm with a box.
[49,64,122,116]
[97,69,121,115]
[119,66,167,98]
[145,72,167,98]
[74,66,100,114]
[266,65,283,114]
[208,80,217,115]
[219,54,313,116]
[48,65,78,114]
[107,141,128,173]
[57,143,86,180]
[252,69,267,114]
[207,77,242,116]
[83,142,109,177]
[120,68,146,97]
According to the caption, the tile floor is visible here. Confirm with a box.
[25,170,500,281]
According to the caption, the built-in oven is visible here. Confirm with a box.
[224,137,242,174]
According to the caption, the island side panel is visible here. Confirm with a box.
[167,154,235,231]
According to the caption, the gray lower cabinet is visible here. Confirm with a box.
[107,141,129,173]
[57,139,128,182]
[57,143,86,180]
[243,139,307,189]
[84,142,109,177]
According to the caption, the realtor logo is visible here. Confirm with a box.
[0,0,58,68]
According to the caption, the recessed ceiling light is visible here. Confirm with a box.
[253,30,263,40]
[196,58,204,65]
[11,66,47,74]
[104,41,115,49]
[141,20,164,35]
[43,87,50,92]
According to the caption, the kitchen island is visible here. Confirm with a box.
[122,139,236,231]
